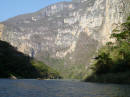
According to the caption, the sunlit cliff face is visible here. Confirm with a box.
[0,24,4,39]
[1,0,130,78]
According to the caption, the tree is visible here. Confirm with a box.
[91,15,130,74]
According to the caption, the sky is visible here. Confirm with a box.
[0,0,71,22]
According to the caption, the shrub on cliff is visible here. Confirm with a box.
[0,40,61,79]
[85,15,130,83]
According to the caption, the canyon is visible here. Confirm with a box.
[0,0,130,79]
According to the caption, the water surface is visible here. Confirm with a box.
[0,79,130,97]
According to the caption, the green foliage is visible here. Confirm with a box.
[31,60,62,79]
[93,52,112,74]
[111,16,130,43]
[0,40,61,79]
[85,71,130,84]
[85,15,130,83]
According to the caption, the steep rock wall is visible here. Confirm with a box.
[0,24,4,39]
[1,0,130,78]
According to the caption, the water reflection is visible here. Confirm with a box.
[0,79,130,97]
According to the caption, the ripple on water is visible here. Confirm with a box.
[0,79,130,97]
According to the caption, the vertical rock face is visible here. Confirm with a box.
[0,24,4,39]
[1,0,130,78]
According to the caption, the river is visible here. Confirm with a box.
[0,79,130,97]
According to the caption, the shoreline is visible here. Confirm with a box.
[85,72,130,84]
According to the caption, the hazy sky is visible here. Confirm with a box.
[0,0,71,22]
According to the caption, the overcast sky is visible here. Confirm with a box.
[0,0,71,22]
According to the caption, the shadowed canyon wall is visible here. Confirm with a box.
[1,0,130,78]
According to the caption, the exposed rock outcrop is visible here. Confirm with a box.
[1,0,130,78]
[0,24,4,39]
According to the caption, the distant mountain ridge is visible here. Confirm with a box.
[0,0,130,79]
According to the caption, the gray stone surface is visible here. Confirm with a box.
[1,0,130,78]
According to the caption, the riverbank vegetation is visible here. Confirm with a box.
[85,16,130,84]
[0,40,61,79]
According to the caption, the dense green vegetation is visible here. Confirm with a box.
[0,40,61,79]
[85,16,130,84]
[40,56,87,79]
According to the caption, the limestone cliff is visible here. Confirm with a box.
[0,24,4,39]
[1,0,130,78]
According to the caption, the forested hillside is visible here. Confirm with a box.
[0,40,61,79]
[85,16,130,84]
